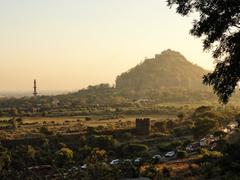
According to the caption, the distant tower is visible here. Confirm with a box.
[33,79,38,97]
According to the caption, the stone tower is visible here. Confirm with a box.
[33,79,38,97]
[135,118,151,135]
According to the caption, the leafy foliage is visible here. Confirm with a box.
[167,0,240,104]
[0,146,11,171]
[193,117,218,138]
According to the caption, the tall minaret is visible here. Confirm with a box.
[33,79,38,97]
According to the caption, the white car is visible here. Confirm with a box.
[110,159,120,165]
[72,166,78,171]
[200,138,208,147]
[134,157,142,164]
[223,128,230,133]
[165,151,175,157]
[152,154,161,159]
[186,145,194,152]
[80,164,87,169]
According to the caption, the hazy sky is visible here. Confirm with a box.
[0,0,213,92]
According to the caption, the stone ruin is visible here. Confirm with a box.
[135,118,151,135]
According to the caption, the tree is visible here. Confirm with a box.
[11,118,18,130]
[154,121,167,132]
[39,126,54,136]
[167,0,240,104]
[86,135,117,150]
[121,143,149,157]
[56,147,73,167]
[0,146,11,172]
[193,118,218,139]
[177,112,185,122]
[10,108,18,117]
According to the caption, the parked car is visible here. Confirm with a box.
[134,157,143,165]
[71,166,78,171]
[165,151,175,157]
[186,145,194,152]
[80,164,87,169]
[110,159,120,165]
[152,154,161,164]
[200,138,208,147]
[223,128,230,134]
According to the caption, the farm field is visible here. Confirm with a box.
[0,114,177,140]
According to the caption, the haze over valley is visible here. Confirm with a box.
[1,1,240,180]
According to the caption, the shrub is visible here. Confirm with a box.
[85,117,91,121]
[121,143,149,157]
[173,126,192,136]
[86,127,97,135]
[177,151,187,158]
[123,132,133,140]
[154,121,167,132]
[200,148,223,160]
[56,147,74,167]
[141,165,158,179]
[0,146,11,171]
[193,118,218,139]
[177,112,185,121]
[16,118,23,123]
[86,135,117,150]
[162,166,172,177]
[39,126,53,136]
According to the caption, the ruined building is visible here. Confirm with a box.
[135,118,151,135]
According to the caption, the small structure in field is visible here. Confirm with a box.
[135,118,151,135]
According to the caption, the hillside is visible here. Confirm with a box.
[116,50,209,92]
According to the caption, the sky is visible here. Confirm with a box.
[0,0,214,92]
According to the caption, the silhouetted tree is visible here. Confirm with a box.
[167,0,240,104]
[0,146,11,172]
[193,117,218,139]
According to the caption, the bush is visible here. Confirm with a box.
[158,141,182,152]
[169,140,183,148]
[86,127,97,135]
[39,126,54,136]
[154,121,167,132]
[85,117,91,121]
[16,118,23,123]
[177,151,187,158]
[0,146,11,171]
[86,135,117,150]
[56,147,74,167]
[193,118,218,139]
[123,132,133,140]
[200,148,223,160]
[173,126,192,136]
[158,144,172,152]
[121,143,149,157]
[177,112,185,121]
[162,166,172,177]
[141,165,158,179]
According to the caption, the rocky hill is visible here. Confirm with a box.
[116,49,209,92]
